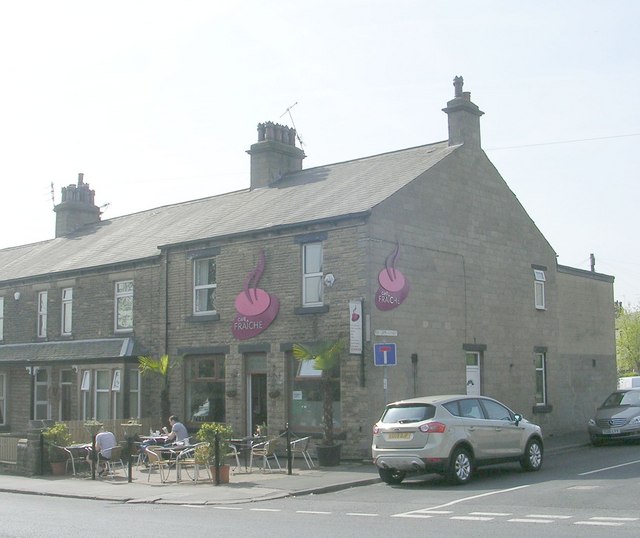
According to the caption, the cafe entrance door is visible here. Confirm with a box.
[245,354,268,436]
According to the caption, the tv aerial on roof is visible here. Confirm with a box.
[280,101,305,149]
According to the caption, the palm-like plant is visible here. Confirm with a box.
[292,339,345,446]
[138,354,176,426]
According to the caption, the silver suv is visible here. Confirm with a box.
[371,394,543,485]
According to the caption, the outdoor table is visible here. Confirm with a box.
[140,435,169,444]
[65,443,92,475]
[153,443,192,483]
[230,436,264,472]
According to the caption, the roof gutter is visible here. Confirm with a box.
[157,210,371,251]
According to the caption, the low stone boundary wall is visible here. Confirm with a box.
[0,432,42,476]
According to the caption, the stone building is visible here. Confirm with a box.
[0,78,616,458]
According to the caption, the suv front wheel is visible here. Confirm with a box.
[378,468,406,485]
[447,446,473,485]
[520,438,543,471]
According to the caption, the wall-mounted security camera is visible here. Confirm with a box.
[323,273,335,287]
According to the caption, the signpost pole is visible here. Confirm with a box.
[384,366,388,404]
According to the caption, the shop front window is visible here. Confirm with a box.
[186,355,225,424]
[289,353,340,432]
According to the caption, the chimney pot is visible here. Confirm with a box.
[247,121,305,189]
[53,173,100,237]
[442,76,484,148]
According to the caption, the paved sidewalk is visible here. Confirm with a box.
[0,431,590,506]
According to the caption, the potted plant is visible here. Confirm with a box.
[42,422,72,475]
[195,422,234,484]
[293,338,346,466]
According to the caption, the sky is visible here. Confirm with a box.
[1,1,638,306]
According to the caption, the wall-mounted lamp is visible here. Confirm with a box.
[14,291,21,301]
[323,273,335,287]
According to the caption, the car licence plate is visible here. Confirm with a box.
[387,432,411,440]
[602,428,621,435]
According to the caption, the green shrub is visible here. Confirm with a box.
[195,422,233,463]
[42,422,72,462]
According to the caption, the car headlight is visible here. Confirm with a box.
[588,419,596,426]
[629,416,640,425]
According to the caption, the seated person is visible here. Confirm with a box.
[94,429,118,476]
[166,415,189,445]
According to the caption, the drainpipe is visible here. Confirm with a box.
[163,248,170,356]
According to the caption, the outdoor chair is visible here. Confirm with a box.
[176,442,210,483]
[289,436,315,469]
[249,438,282,473]
[227,442,241,472]
[97,445,125,479]
[49,444,77,476]
[145,445,173,483]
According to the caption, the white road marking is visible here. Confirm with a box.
[391,513,434,519]
[296,510,332,515]
[250,508,281,512]
[346,513,379,517]
[391,485,529,518]
[579,459,640,476]
[214,506,243,510]
[470,512,511,516]
[574,521,624,526]
[449,516,495,521]
[591,517,639,521]
[508,518,554,524]
[526,514,572,519]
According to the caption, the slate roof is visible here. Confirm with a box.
[0,141,458,282]
[0,337,137,365]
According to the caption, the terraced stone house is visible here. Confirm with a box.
[0,78,616,458]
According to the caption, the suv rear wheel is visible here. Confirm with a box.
[520,438,543,471]
[378,468,406,485]
[447,446,473,485]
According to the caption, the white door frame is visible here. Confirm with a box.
[465,351,481,396]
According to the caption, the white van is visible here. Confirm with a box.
[618,377,640,389]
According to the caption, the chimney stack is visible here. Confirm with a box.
[247,121,305,189]
[53,173,101,237]
[442,76,484,148]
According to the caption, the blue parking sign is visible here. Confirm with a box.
[374,343,397,366]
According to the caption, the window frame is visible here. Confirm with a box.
[59,369,74,421]
[114,280,134,332]
[80,370,91,420]
[534,269,546,310]
[535,352,547,406]
[129,369,141,419]
[289,351,340,432]
[186,355,226,424]
[193,257,217,315]
[94,369,111,420]
[0,372,6,426]
[61,287,73,336]
[302,242,323,307]
[34,367,50,420]
[0,296,4,340]
[37,291,48,338]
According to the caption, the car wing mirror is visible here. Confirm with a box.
[513,413,522,426]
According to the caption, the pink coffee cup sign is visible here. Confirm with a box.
[375,242,410,310]
[232,250,280,340]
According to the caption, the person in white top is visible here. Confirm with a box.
[94,429,118,476]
